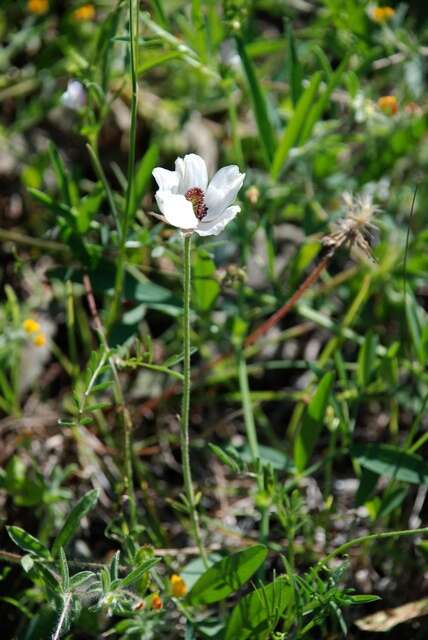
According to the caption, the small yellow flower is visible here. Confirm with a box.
[377,95,398,115]
[370,6,395,24]
[72,4,96,21]
[151,593,163,610]
[27,0,49,14]
[33,333,46,347]
[23,318,41,334]
[170,574,187,598]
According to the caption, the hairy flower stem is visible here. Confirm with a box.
[181,234,207,565]
[52,592,72,640]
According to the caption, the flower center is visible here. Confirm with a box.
[185,187,208,221]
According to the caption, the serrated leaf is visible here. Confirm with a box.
[187,545,267,605]
[52,489,100,558]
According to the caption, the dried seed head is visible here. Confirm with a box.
[322,192,379,260]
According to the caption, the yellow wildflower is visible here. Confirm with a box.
[370,6,395,24]
[72,4,96,21]
[23,318,41,334]
[33,333,46,347]
[151,593,163,610]
[170,574,187,598]
[27,0,49,14]
[377,95,398,115]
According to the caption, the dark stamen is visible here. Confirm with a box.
[185,187,208,221]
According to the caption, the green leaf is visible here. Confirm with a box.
[405,293,427,365]
[21,554,35,573]
[208,444,241,473]
[294,371,334,471]
[187,545,267,605]
[235,36,276,168]
[286,22,302,106]
[271,71,322,180]
[75,186,105,234]
[48,142,73,208]
[347,594,381,604]
[133,143,159,215]
[116,557,160,589]
[355,468,378,507]
[27,188,74,220]
[52,489,100,558]
[300,55,348,143]
[224,576,293,640]
[7,526,51,559]
[351,443,428,485]
[192,251,220,311]
[69,571,96,589]
[59,547,70,592]
[138,51,182,75]
[357,331,378,387]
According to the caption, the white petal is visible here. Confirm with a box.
[195,205,241,237]
[205,166,245,220]
[155,191,198,229]
[175,154,208,193]
[152,167,180,194]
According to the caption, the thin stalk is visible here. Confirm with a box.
[108,0,139,329]
[312,526,428,576]
[237,348,259,460]
[181,234,207,565]
[83,274,137,531]
[66,281,78,379]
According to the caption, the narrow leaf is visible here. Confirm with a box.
[225,576,293,640]
[187,545,267,605]
[294,371,334,471]
[117,557,160,589]
[300,55,348,143]
[271,71,322,180]
[7,526,51,559]
[351,443,428,485]
[52,489,100,557]
[287,22,302,106]
[235,36,276,168]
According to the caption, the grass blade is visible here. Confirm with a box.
[235,36,276,168]
[271,71,322,180]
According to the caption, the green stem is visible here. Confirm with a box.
[312,526,428,576]
[237,348,259,460]
[181,234,207,565]
[108,0,139,330]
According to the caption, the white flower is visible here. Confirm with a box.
[61,80,86,110]
[152,154,245,236]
